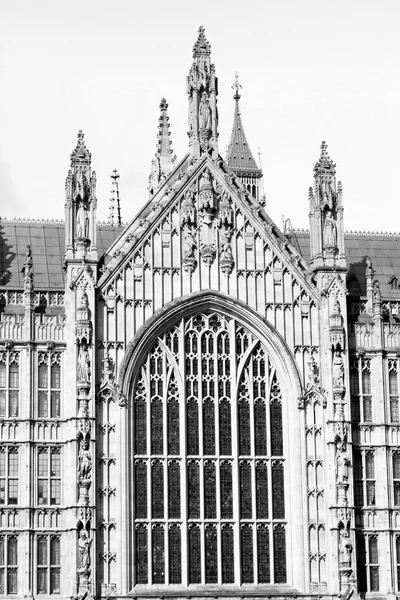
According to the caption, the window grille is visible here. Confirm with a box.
[132,313,286,586]
[0,536,18,594]
[38,352,61,418]
[0,351,19,418]
[37,448,61,506]
[0,447,18,505]
[37,536,60,594]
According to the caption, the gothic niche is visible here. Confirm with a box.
[75,168,90,241]
[198,169,217,265]
[76,290,92,346]
[320,174,338,256]
[77,523,93,587]
[180,186,197,274]
[217,187,234,274]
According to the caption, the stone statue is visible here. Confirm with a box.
[78,441,92,481]
[76,202,89,239]
[333,350,344,388]
[373,280,381,302]
[78,529,92,571]
[183,227,196,259]
[77,342,90,382]
[337,448,350,483]
[323,210,337,248]
[22,245,34,291]
[339,530,352,566]
[198,92,212,130]
[220,227,233,261]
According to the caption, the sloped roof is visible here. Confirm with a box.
[293,230,400,299]
[0,220,123,289]
[226,86,262,177]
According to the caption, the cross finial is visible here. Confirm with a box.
[77,130,84,144]
[232,72,242,100]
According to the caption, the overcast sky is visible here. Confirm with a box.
[1,0,399,233]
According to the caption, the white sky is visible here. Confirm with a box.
[0,0,399,232]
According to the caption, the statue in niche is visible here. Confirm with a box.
[333,350,344,388]
[183,227,196,259]
[75,169,85,200]
[78,529,92,571]
[76,202,89,239]
[220,227,233,261]
[188,94,193,132]
[77,342,90,382]
[373,280,381,302]
[323,210,337,248]
[78,440,92,481]
[336,445,350,483]
[198,91,212,130]
[339,529,352,566]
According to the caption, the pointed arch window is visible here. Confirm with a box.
[131,312,287,586]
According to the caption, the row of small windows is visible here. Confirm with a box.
[0,351,61,419]
[0,535,60,595]
[0,447,61,506]
[353,450,400,507]
[135,522,286,585]
[350,357,400,423]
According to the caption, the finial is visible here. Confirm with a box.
[77,130,84,143]
[232,71,242,100]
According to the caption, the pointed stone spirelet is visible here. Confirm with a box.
[314,140,336,176]
[148,98,176,198]
[109,169,122,226]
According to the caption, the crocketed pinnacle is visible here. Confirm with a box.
[314,140,336,176]
[109,169,122,226]
[70,130,91,165]
[192,25,211,57]
[157,98,175,175]
[226,74,262,177]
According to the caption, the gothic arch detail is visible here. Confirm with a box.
[127,307,298,588]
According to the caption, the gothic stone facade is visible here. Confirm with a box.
[1,26,400,600]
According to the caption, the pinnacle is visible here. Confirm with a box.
[314,140,336,174]
[232,72,242,101]
[192,25,211,58]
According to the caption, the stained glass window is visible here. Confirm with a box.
[132,312,286,586]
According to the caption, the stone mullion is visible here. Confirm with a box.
[213,330,221,584]
[230,319,240,585]
[178,319,188,587]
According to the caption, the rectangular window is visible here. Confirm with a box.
[389,360,400,422]
[37,353,61,419]
[368,536,379,592]
[0,448,18,506]
[366,452,376,506]
[0,352,19,419]
[394,453,400,506]
[37,449,61,506]
[37,536,60,594]
[0,536,18,594]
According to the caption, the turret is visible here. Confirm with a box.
[309,141,346,270]
[226,73,264,204]
[187,26,219,159]
[148,98,176,198]
[64,130,98,262]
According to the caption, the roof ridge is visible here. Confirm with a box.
[0,217,65,225]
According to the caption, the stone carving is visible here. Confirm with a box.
[323,210,337,248]
[199,91,212,130]
[76,202,89,239]
[78,529,92,571]
[78,441,92,482]
[77,342,90,383]
[338,529,352,568]
[336,447,350,484]
[21,245,34,292]
[219,225,234,274]
[76,290,92,345]
[332,350,345,388]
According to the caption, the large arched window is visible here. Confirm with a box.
[132,311,287,587]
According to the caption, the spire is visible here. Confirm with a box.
[109,169,122,226]
[187,26,219,158]
[226,73,264,202]
[148,98,176,198]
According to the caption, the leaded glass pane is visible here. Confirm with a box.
[135,525,148,584]
[188,525,201,584]
[204,460,216,519]
[273,525,286,583]
[168,525,181,584]
[254,399,267,456]
[241,524,253,583]
[151,461,164,519]
[257,524,270,583]
[221,525,234,583]
[188,460,200,519]
[272,462,285,519]
[203,398,215,455]
[168,461,180,519]
[151,397,163,455]
[219,399,231,455]
[135,461,147,518]
[240,460,252,519]
[256,461,268,519]
[220,461,233,519]
[152,524,164,584]
[205,524,217,584]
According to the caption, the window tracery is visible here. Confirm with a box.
[132,311,287,586]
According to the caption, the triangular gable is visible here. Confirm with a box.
[98,154,317,307]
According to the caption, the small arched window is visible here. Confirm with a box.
[389,276,399,291]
